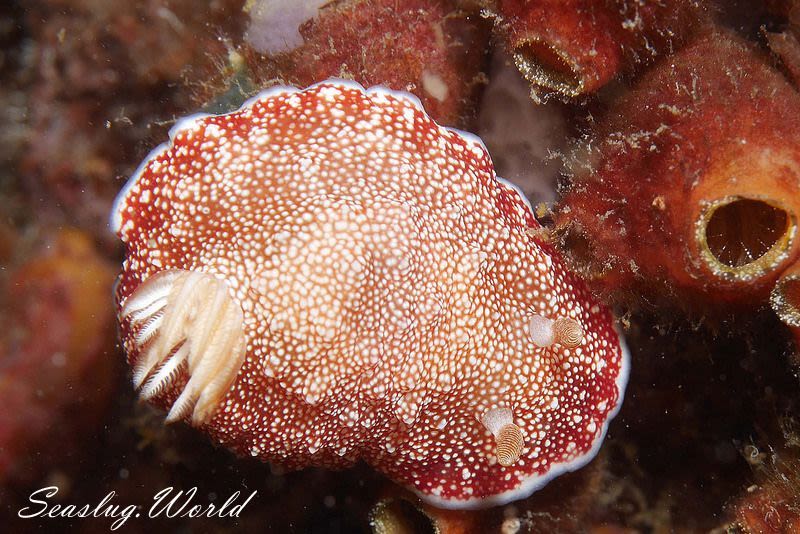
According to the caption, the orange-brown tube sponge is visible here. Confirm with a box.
[766,0,800,89]
[728,456,800,533]
[490,0,707,100]
[555,30,800,308]
[771,262,800,352]
[240,0,491,127]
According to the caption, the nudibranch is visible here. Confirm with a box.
[111,80,628,508]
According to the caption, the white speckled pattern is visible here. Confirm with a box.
[112,80,628,508]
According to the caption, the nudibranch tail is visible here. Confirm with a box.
[121,269,246,425]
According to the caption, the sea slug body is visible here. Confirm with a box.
[111,79,628,508]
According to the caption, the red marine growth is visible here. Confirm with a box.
[111,80,628,508]
[557,31,800,309]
